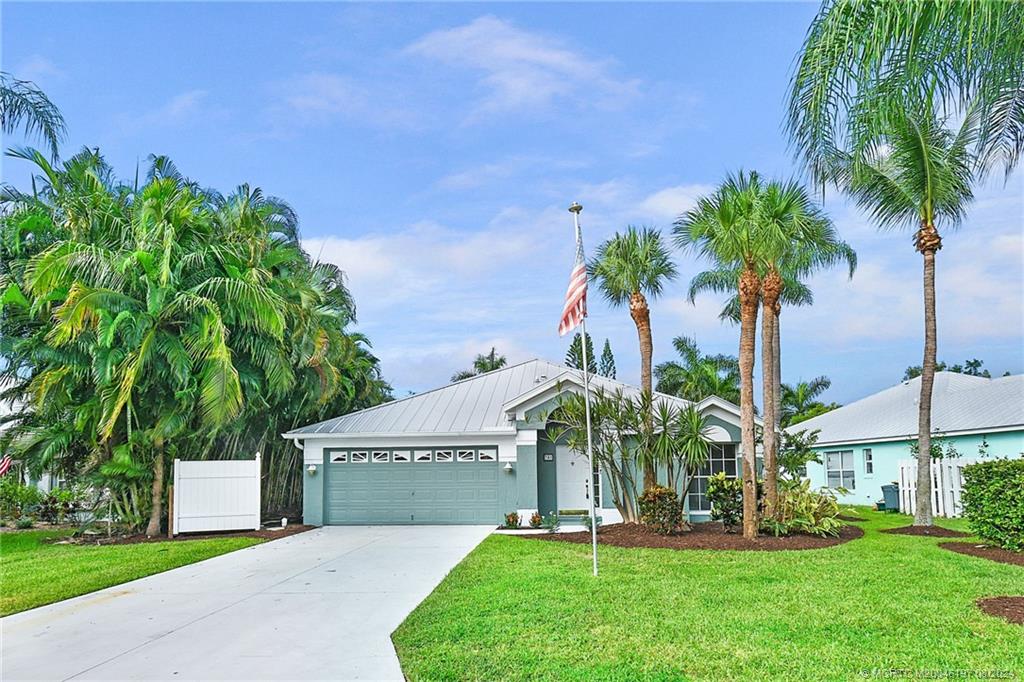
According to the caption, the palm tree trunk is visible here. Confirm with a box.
[630,290,657,489]
[145,445,165,537]
[914,224,941,527]
[761,298,779,518]
[738,267,761,539]
[774,304,782,436]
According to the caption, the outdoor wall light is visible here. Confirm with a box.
[307,464,318,476]
[503,462,514,473]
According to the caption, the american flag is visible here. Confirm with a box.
[558,219,588,336]
[0,455,13,478]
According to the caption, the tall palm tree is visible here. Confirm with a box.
[590,226,677,488]
[451,347,507,382]
[833,103,975,527]
[654,335,740,405]
[788,0,1024,181]
[780,376,832,426]
[0,72,65,159]
[675,172,771,538]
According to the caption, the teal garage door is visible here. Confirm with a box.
[324,448,499,524]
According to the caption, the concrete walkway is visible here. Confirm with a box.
[1,525,493,681]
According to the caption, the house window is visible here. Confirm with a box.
[372,451,389,463]
[687,444,738,512]
[863,448,873,475]
[435,450,453,462]
[414,450,432,462]
[590,465,601,507]
[826,451,855,489]
[457,449,475,462]
[392,450,411,462]
[351,451,368,463]
[478,449,497,462]
[328,450,347,463]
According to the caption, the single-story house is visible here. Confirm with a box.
[283,359,746,526]
[790,372,1024,506]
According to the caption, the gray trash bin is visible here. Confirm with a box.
[881,484,899,513]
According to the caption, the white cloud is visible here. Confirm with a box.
[635,184,714,223]
[12,56,63,82]
[278,72,418,130]
[404,16,639,119]
[125,90,214,130]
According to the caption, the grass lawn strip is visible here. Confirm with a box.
[0,530,262,616]
[393,508,1024,681]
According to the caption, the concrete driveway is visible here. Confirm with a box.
[1,525,493,681]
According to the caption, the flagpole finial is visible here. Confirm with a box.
[568,202,583,214]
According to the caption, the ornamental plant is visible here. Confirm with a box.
[707,473,743,532]
[528,511,542,529]
[961,458,1024,551]
[504,511,520,529]
[639,485,684,535]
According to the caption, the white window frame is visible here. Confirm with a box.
[826,450,855,489]
[478,449,497,462]
[392,450,411,462]
[414,449,432,463]
[435,449,453,463]
[457,449,475,462]
[328,450,348,463]
[372,450,389,463]
[863,448,873,476]
[351,451,369,463]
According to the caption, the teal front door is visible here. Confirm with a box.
[324,452,499,524]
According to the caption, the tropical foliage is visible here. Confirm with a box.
[0,72,65,158]
[780,376,837,427]
[590,226,677,489]
[902,358,1000,381]
[450,347,506,382]
[777,429,823,482]
[654,335,739,404]
[0,149,389,534]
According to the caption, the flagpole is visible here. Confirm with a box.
[569,201,599,578]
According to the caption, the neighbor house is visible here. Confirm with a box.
[283,359,745,526]
[790,372,1024,506]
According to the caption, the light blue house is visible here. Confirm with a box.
[283,359,745,526]
[790,372,1024,506]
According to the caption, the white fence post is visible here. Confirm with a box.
[897,457,977,519]
[170,456,262,534]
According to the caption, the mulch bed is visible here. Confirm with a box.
[940,542,1024,567]
[49,524,314,546]
[881,525,969,538]
[520,521,863,552]
[976,596,1024,625]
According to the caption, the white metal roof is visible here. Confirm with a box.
[786,372,1024,445]
[285,359,696,437]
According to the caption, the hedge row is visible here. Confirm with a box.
[961,458,1024,552]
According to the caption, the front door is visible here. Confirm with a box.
[555,445,591,511]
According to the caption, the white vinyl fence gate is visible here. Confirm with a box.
[897,457,977,518]
[172,455,261,534]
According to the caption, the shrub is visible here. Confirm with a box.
[639,485,684,535]
[962,458,1024,551]
[528,511,542,529]
[761,480,843,537]
[580,512,601,533]
[541,512,560,533]
[16,517,34,529]
[0,478,43,520]
[707,473,744,532]
[504,511,520,529]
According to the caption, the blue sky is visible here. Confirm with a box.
[3,2,1022,405]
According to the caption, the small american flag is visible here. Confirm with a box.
[0,455,13,478]
[558,217,588,336]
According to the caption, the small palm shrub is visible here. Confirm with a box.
[528,511,542,529]
[504,511,520,529]
[707,473,744,532]
[541,512,560,533]
[962,459,1024,551]
[761,480,843,537]
[639,485,684,534]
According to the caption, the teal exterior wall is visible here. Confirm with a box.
[805,429,1024,506]
[537,434,558,516]
[706,414,741,442]
[513,441,537,511]
[302,451,325,526]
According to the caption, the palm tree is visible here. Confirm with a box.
[675,172,772,538]
[654,336,740,405]
[451,348,507,382]
[1,73,66,159]
[788,0,1024,181]
[832,103,975,527]
[780,376,832,427]
[590,226,677,488]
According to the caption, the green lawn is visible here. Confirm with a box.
[394,509,1024,681]
[0,530,262,616]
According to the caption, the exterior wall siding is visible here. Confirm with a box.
[804,429,1024,506]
